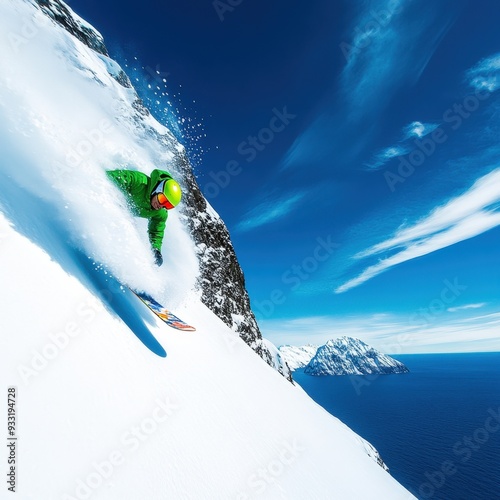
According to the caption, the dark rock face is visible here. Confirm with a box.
[36,0,108,56]
[35,0,133,89]
[172,151,293,382]
[35,0,292,382]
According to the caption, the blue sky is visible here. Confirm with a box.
[68,0,500,353]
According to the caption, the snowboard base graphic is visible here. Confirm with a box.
[132,290,196,332]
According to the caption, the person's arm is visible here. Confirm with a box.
[148,212,168,265]
[106,169,146,193]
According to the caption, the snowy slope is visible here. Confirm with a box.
[0,1,415,498]
[278,344,318,371]
[0,216,414,499]
[304,337,410,376]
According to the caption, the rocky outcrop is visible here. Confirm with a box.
[172,150,292,382]
[36,0,108,56]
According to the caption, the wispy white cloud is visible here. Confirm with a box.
[341,0,407,109]
[236,192,305,232]
[448,303,487,313]
[336,168,500,293]
[366,145,409,169]
[402,120,440,139]
[340,1,455,118]
[282,0,460,171]
[466,53,500,92]
[366,120,440,170]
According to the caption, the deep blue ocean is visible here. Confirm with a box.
[293,353,500,500]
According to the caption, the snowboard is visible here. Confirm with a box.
[132,290,196,332]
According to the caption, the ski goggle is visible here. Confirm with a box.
[157,192,175,210]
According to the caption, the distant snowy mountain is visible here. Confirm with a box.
[279,344,318,370]
[0,1,414,498]
[304,337,410,376]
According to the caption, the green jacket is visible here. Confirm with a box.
[106,169,173,250]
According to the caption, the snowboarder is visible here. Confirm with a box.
[106,168,182,266]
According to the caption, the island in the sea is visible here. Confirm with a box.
[280,336,409,376]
